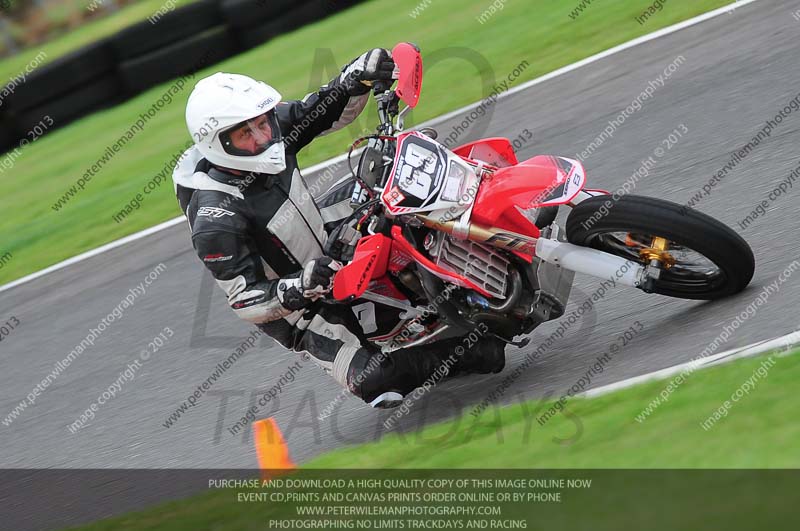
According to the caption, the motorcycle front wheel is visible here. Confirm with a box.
[565,195,755,300]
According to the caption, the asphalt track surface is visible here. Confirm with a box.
[2,1,798,472]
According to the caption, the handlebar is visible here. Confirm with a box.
[372,79,393,95]
[372,80,399,134]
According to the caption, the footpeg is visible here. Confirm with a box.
[492,333,530,349]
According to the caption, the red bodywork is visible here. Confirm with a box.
[333,228,494,301]
[392,43,422,108]
[471,154,582,237]
[332,234,391,301]
[333,149,587,301]
[330,43,587,307]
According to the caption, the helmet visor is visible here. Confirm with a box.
[219,110,282,157]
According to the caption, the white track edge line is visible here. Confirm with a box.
[582,331,800,398]
[418,0,760,124]
[0,0,760,294]
[0,217,186,294]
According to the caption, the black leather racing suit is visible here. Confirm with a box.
[172,73,454,405]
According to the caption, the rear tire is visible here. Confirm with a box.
[565,195,754,300]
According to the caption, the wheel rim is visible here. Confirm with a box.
[592,232,728,294]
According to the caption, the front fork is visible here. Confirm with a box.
[550,190,670,292]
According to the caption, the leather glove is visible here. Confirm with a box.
[277,257,342,311]
[339,48,396,95]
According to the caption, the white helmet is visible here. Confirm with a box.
[185,72,286,174]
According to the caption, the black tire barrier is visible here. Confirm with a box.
[236,0,326,50]
[325,0,366,15]
[15,74,122,138]
[118,26,238,95]
[220,0,297,30]
[110,0,221,61]
[0,0,368,155]
[0,116,18,154]
[2,39,116,112]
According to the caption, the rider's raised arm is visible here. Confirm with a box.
[278,48,395,153]
[277,77,368,154]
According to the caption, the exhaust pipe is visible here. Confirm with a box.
[415,215,538,255]
[535,238,643,288]
[416,214,644,288]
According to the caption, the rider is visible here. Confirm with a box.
[172,48,505,409]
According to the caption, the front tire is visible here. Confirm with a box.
[565,195,754,300]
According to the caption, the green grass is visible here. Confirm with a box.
[63,350,800,530]
[309,351,799,469]
[0,0,735,285]
[0,0,202,83]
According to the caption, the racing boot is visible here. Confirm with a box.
[449,335,507,375]
[346,344,456,409]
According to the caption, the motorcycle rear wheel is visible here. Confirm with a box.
[565,195,755,300]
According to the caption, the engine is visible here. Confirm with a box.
[427,233,511,300]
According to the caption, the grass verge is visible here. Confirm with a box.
[65,349,799,530]
[1,0,735,285]
[0,0,202,83]
[310,350,798,469]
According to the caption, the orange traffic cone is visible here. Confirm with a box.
[253,418,296,481]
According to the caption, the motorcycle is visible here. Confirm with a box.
[324,42,755,352]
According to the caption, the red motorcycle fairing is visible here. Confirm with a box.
[471,155,587,237]
[389,226,494,298]
[332,234,391,301]
[332,228,494,301]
